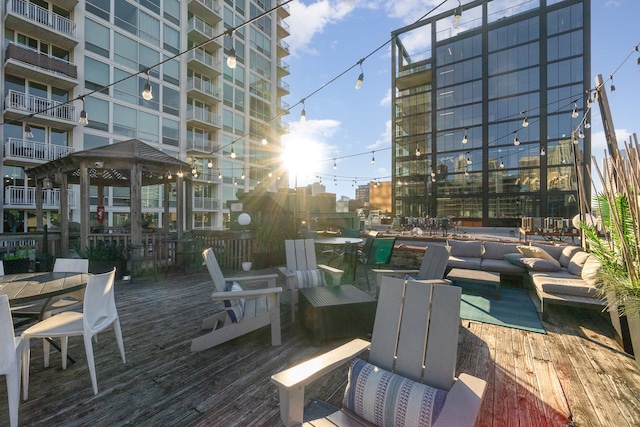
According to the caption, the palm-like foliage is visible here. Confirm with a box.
[584,140,640,317]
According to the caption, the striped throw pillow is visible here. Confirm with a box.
[223,281,245,323]
[294,269,326,288]
[343,358,448,427]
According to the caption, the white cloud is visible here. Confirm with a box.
[287,0,357,56]
[367,120,391,150]
[379,88,392,106]
[281,118,342,178]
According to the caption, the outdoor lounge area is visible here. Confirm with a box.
[2,264,640,426]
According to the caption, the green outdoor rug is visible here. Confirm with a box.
[457,283,546,334]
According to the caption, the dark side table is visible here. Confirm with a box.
[298,285,377,342]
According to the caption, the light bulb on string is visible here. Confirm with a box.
[177,169,183,178]
[79,96,89,126]
[142,71,153,100]
[452,0,462,28]
[355,59,364,89]
[371,151,375,165]
[513,131,520,146]
[242,170,245,179]
[218,170,222,180]
[167,171,172,179]
[261,138,268,145]
[578,127,585,139]
[333,158,337,170]
[462,129,468,144]
[300,99,306,122]
[609,75,615,94]
[24,120,33,139]
[226,30,237,69]
[230,145,236,159]
[415,144,421,157]
[207,159,213,168]
[584,120,591,129]
[571,101,579,118]
[540,147,546,156]
[521,111,529,128]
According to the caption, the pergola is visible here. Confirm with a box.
[26,139,191,253]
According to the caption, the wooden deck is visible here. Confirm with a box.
[2,266,640,426]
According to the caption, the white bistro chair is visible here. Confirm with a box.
[1,294,22,427]
[21,268,126,399]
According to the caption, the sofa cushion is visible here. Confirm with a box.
[530,242,565,260]
[483,242,520,260]
[447,239,483,258]
[567,251,590,276]
[224,281,245,323]
[517,245,561,268]
[530,273,599,297]
[504,253,526,266]
[520,257,562,272]
[559,245,583,268]
[343,358,448,427]
[447,256,482,270]
[580,255,603,287]
[481,258,527,274]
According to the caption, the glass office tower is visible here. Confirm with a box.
[1,0,289,232]
[391,0,590,226]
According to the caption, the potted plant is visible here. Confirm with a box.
[3,247,33,274]
[583,145,640,366]
[80,240,128,279]
[252,212,295,269]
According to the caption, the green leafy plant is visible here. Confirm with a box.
[583,144,640,317]
[3,247,33,260]
[80,240,128,262]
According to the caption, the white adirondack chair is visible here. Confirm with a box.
[373,244,451,290]
[278,239,344,322]
[190,248,283,352]
[271,276,486,427]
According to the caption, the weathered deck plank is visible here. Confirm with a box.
[1,267,640,426]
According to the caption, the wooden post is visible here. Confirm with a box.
[130,162,142,246]
[59,172,69,255]
[79,160,90,251]
[35,178,43,230]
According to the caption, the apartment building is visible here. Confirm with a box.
[391,0,590,226]
[1,0,289,232]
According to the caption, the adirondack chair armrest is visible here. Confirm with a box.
[224,273,278,288]
[271,338,370,427]
[211,287,283,301]
[317,264,344,286]
[433,373,487,427]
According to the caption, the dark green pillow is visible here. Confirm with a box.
[503,253,526,267]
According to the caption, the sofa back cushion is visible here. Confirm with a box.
[530,242,565,260]
[520,257,562,272]
[581,255,603,286]
[559,245,583,268]
[483,242,520,260]
[567,251,590,276]
[517,245,561,267]
[447,239,483,258]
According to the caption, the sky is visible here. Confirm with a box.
[279,0,639,200]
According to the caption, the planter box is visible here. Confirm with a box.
[3,258,30,274]
[89,260,127,280]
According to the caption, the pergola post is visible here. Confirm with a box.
[176,175,183,239]
[58,172,69,255]
[130,162,142,246]
[35,179,43,231]
[79,160,90,251]
[163,181,170,232]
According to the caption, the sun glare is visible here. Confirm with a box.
[281,141,323,181]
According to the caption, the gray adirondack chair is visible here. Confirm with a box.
[373,244,450,290]
[190,248,283,352]
[271,276,486,427]
[278,239,344,322]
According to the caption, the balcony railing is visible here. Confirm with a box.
[4,185,76,208]
[186,138,220,153]
[277,80,290,92]
[189,0,221,15]
[186,49,221,73]
[7,0,77,38]
[186,76,221,99]
[5,90,75,121]
[188,16,216,40]
[277,59,290,73]
[4,138,75,162]
[186,107,221,127]
[277,18,290,32]
[277,38,290,54]
[5,43,77,79]
[192,169,223,183]
[193,196,221,210]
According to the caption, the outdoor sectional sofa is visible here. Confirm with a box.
[444,239,606,317]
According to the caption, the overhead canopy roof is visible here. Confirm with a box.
[26,139,190,186]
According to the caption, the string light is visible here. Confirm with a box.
[207,159,213,168]
[415,144,421,157]
[578,126,585,139]
[177,170,183,178]
[167,171,172,179]
[218,170,222,180]
[609,74,615,93]
[371,151,375,165]
[571,101,579,118]
[462,129,468,144]
[261,138,268,145]
[24,118,33,139]
[499,161,504,169]
[452,0,462,28]
[300,99,306,122]
[78,96,89,126]
[513,131,520,146]
[242,170,245,179]
[230,145,236,159]
[226,30,237,69]
[540,147,546,156]
[355,58,365,89]
[521,111,529,128]
[142,70,153,100]
[333,158,337,170]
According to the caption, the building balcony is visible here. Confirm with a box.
[5,0,78,50]
[186,76,222,104]
[277,0,290,18]
[3,138,75,167]
[192,171,222,185]
[186,49,222,76]
[277,38,290,57]
[193,196,221,211]
[3,185,77,209]
[276,59,290,77]
[186,138,220,154]
[277,18,290,38]
[277,79,290,96]
[186,107,221,132]
[187,0,222,24]
[187,16,222,49]
[4,90,76,129]
[4,43,78,90]
[278,100,290,116]
[278,121,290,135]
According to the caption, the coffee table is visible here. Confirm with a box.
[298,285,376,342]
[447,268,501,299]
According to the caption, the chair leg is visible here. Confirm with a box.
[22,338,30,401]
[361,262,371,290]
[7,366,20,427]
[113,319,126,364]
[83,334,99,395]
[43,337,50,368]
[61,336,69,370]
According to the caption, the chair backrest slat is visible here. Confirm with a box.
[53,258,89,274]
[418,245,449,280]
[202,248,227,292]
[83,269,117,334]
[285,239,318,271]
[368,276,404,371]
[394,281,432,380]
[0,294,17,365]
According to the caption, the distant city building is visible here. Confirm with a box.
[391,0,590,226]
[1,0,290,232]
[308,182,327,196]
[355,184,370,202]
